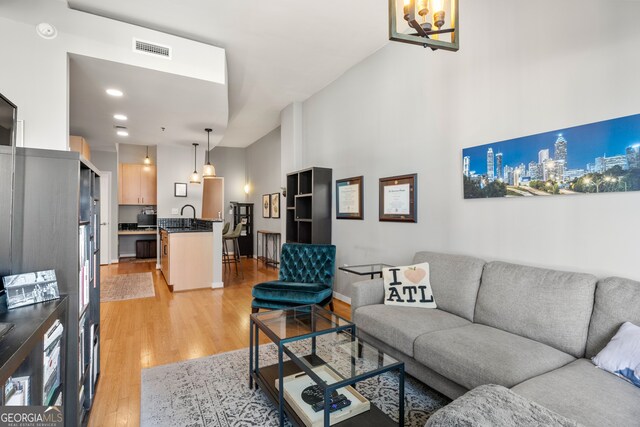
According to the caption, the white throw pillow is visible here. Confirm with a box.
[592,322,640,388]
[382,263,437,309]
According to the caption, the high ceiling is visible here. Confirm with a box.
[67,0,389,147]
[69,54,228,152]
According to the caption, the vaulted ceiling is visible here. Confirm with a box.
[67,0,390,147]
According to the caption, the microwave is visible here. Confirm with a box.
[137,213,157,228]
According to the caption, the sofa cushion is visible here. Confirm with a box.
[475,261,597,358]
[426,384,582,427]
[512,359,640,427]
[586,276,640,358]
[353,304,470,357]
[414,324,575,390]
[251,281,333,305]
[411,251,485,321]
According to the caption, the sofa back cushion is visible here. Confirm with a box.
[475,261,597,358]
[411,251,485,321]
[586,277,640,359]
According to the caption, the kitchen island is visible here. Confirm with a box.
[158,219,224,292]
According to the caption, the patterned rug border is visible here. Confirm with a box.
[141,342,449,427]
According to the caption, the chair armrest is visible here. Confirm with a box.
[350,278,384,318]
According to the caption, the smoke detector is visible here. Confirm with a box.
[36,23,58,40]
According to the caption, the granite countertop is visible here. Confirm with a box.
[160,226,212,234]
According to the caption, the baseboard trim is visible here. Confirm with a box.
[333,291,351,305]
[156,264,161,270]
[111,259,119,264]
[211,281,224,289]
[120,253,136,258]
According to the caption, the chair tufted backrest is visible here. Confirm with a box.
[279,243,336,287]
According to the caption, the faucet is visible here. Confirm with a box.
[180,204,196,219]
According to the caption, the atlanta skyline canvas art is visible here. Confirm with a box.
[462,113,640,199]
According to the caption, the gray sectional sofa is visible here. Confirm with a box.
[350,251,640,427]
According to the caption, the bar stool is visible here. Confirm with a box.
[221,221,230,235]
[223,223,243,277]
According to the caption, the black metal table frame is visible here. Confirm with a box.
[249,305,405,427]
[338,263,394,280]
[257,231,281,268]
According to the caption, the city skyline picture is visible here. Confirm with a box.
[462,113,640,199]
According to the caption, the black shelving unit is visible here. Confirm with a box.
[231,202,254,257]
[12,148,101,425]
[0,297,68,407]
[286,167,332,244]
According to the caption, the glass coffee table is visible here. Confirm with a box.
[338,264,393,279]
[250,305,405,427]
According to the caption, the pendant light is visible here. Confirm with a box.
[202,128,216,178]
[190,143,201,184]
[144,145,152,165]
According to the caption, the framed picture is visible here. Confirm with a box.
[270,193,281,219]
[174,182,187,197]
[262,194,271,218]
[379,174,417,223]
[336,176,364,220]
[2,269,60,310]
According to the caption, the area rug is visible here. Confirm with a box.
[141,344,449,427]
[100,272,155,302]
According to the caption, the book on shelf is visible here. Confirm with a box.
[79,225,90,313]
[4,376,30,406]
[43,320,64,405]
[78,313,86,383]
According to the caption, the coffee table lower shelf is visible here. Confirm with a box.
[253,360,397,427]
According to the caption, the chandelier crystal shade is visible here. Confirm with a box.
[190,143,201,184]
[202,128,216,178]
[389,0,459,51]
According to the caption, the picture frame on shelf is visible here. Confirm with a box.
[336,176,363,220]
[174,182,187,197]
[262,194,271,218]
[270,193,280,219]
[3,270,60,310]
[379,174,417,223]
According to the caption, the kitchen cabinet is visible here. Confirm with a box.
[118,163,156,205]
[160,230,170,285]
[69,135,91,161]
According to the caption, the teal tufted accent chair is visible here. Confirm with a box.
[251,243,337,312]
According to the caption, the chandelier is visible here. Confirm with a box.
[389,0,459,51]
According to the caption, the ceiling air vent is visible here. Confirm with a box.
[133,38,172,59]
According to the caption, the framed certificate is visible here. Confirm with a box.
[379,174,417,222]
[336,176,363,220]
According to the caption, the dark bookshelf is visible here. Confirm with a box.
[12,148,101,425]
[0,297,67,406]
[231,202,254,257]
[285,167,332,244]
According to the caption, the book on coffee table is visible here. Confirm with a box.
[275,365,370,427]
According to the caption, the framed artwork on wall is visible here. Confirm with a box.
[336,176,363,220]
[262,194,271,218]
[270,193,281,219]
[174,182,187,197]
[462,113,640,199]
[379,174,417,223]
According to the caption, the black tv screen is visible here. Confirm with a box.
[0,94,16,146]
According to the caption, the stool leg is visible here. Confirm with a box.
[235,238,244,278]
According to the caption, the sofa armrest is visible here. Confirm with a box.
[350,278,384,318]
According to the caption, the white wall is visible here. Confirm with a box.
[246,127,282,255]
[209,146,247,224]
[0,0,226,151]
[156,145,206,218]
[299,0,640,296]
[89,150,119,261]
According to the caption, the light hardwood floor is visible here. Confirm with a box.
[88,258,351,426]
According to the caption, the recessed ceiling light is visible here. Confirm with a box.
[106,88,123,97]
[113,114,128,121]
[116,128,129,137]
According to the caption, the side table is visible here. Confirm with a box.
[339,263,394,280]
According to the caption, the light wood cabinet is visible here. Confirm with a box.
[202,177,224,220]
[69,135,91,161]
[118,163,157,205]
